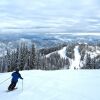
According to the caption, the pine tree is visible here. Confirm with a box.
[29,43,36,69]
[35,50,41,69]
[18,42,29,70]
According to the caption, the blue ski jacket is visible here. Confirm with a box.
[11,72,23,83]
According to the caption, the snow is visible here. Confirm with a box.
[58,47,67,58]
[87,49,100,59]
[46,46,82,69]
[89,52,98,59]
[70,46,81,69]
[0,70,100,100]
[46,47,67,58]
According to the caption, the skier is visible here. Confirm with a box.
[8,68,23,91]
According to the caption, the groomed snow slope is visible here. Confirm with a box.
[0,70,100,100]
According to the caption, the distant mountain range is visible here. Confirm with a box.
[0,33,100,44]
[0,33,100,53]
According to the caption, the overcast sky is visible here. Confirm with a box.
[0,0,100,33]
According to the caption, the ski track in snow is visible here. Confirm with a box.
[70,46,81,69]
[58,47,67,58]
[0,70,100,100]
[46,47,67,58]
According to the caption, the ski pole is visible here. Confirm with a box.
[22,79,23,92]
[0,77,11,85]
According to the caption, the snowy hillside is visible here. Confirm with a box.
[0,33,100,71]
[46,47,67,58]
[45,44,100,69]
[46,46,81,69]
[0,70,100,100]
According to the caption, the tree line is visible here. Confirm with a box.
[0,41,100,72]
[0,42,69,72]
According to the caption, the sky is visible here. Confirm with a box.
[0,0,100,34]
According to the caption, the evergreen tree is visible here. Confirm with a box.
[18,42,29,70]
[29,43,36,69]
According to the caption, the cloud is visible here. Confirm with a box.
[0,0,100,33]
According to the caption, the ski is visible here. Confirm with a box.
[6,88,18,92]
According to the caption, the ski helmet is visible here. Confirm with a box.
[15,68,19,72]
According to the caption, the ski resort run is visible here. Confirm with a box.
[70,46,81,69]
[46,46,81,69]
[46,47,67,59]
[0,70,100,100]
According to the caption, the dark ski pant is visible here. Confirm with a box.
[8,81,17,91]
